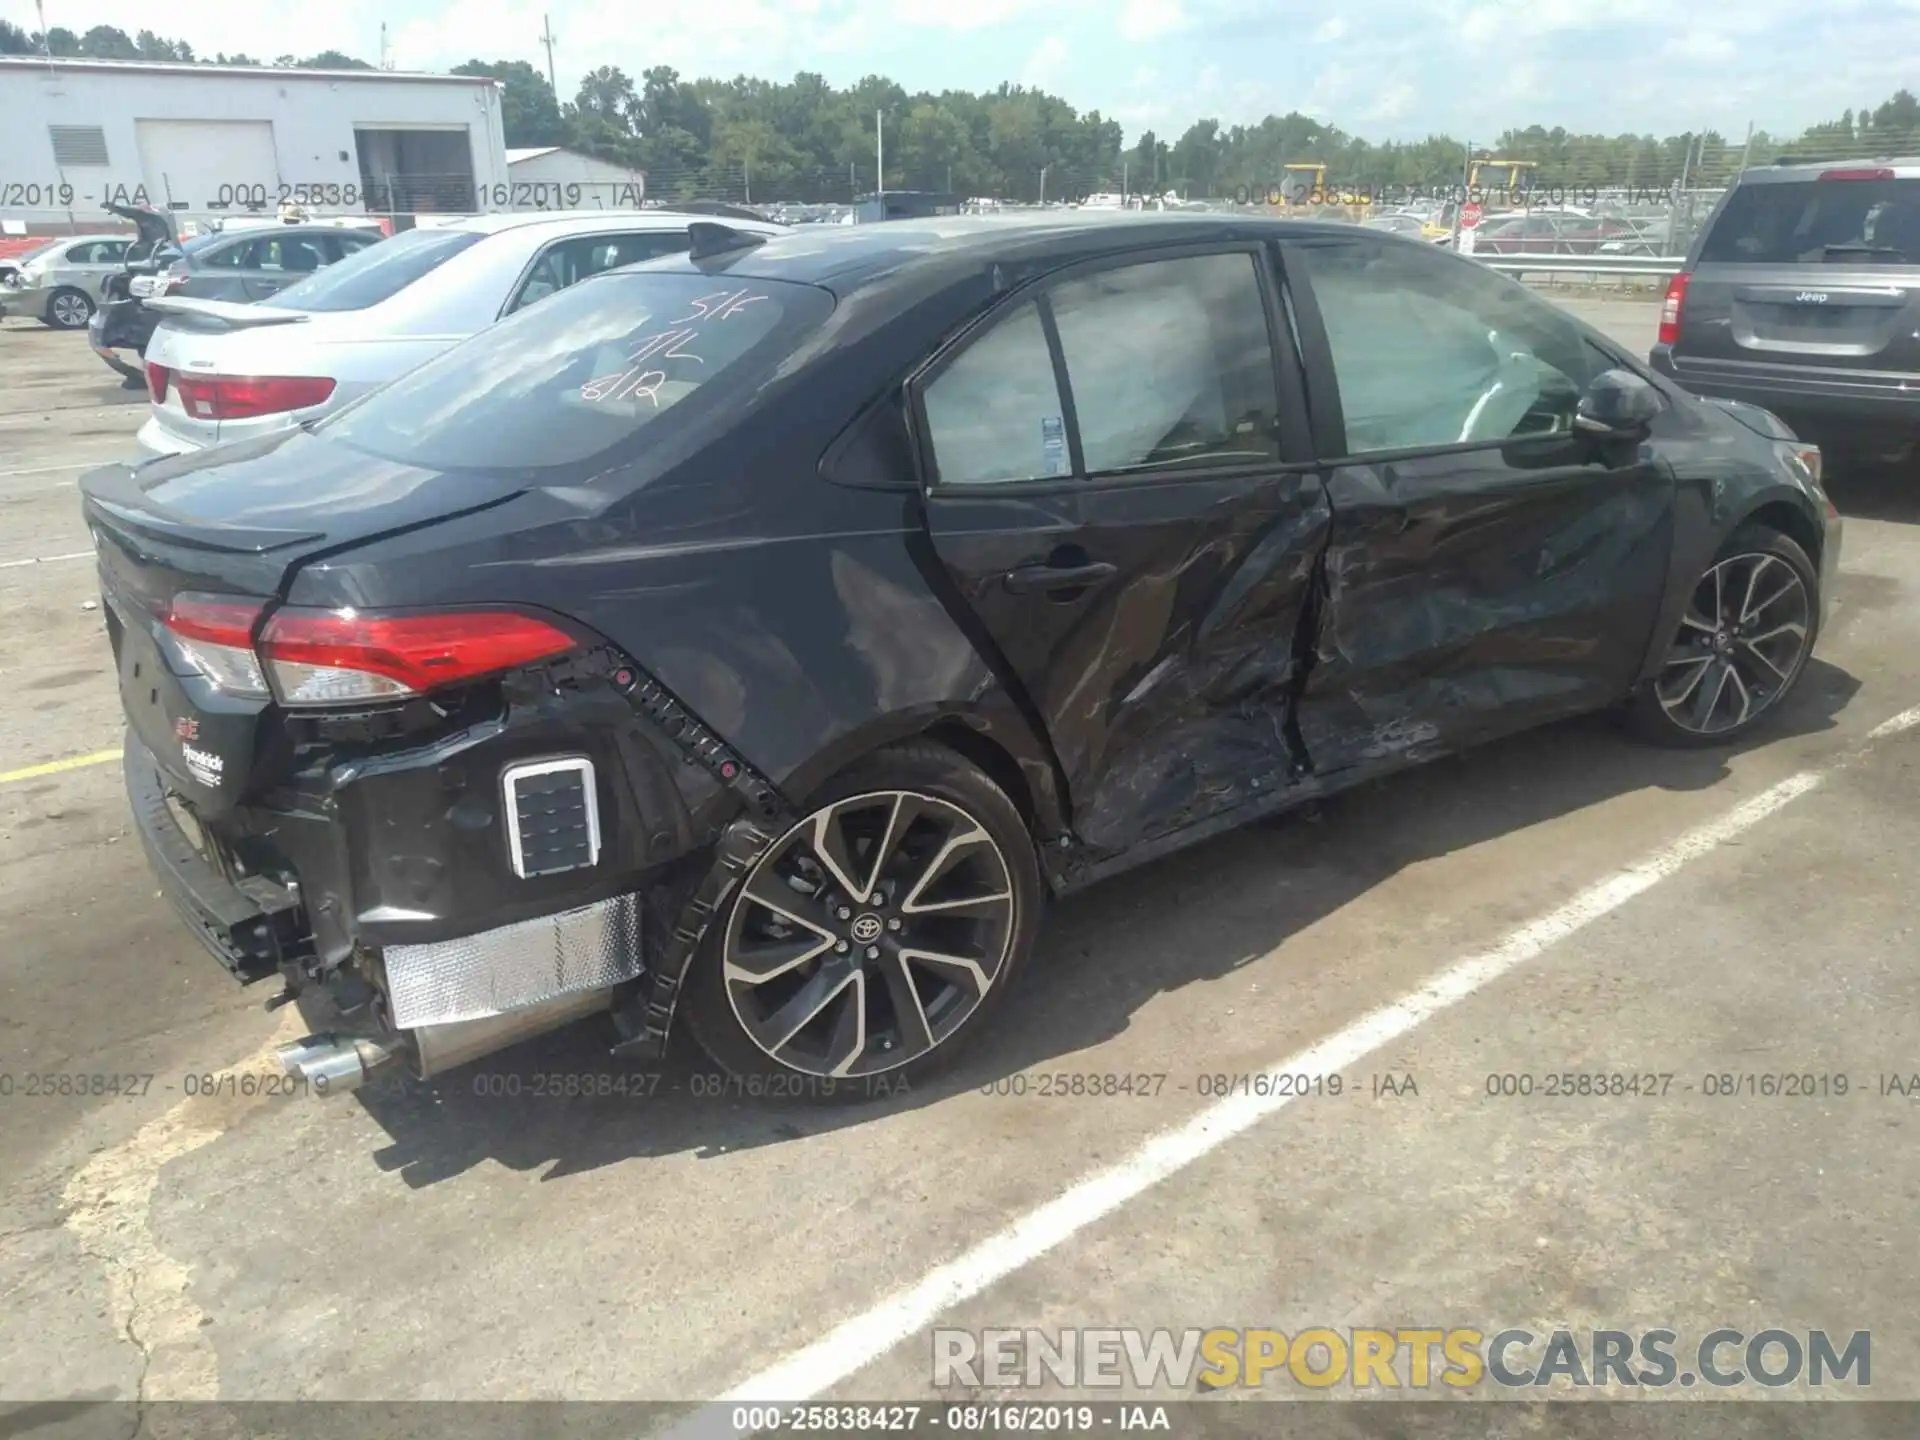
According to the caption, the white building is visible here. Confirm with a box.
[505,146,647,208]
[0,57,508,232]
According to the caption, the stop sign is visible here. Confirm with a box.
[1461,201,1485,229]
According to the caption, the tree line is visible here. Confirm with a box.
[4,18,1917,205]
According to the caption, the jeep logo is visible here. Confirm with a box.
[1796,291,1830,303]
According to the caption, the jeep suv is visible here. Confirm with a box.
[1650,158,1920,461]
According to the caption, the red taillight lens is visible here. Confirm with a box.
[172,373,336,421]
[146,360,169,403]
[160,593,270,697]
[1658,272,1691,346]
[1820,167,1895,182]
[258,608,577,706]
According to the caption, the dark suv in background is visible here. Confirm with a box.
[1651,158,1920,463]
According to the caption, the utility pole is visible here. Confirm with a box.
[540,14,559,98]
[1738,120,1755,175]
[876,108,885,210]
[34,0,52,61]
[1040,164,1050,205]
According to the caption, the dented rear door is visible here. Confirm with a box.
[1281,234,1676,774]
[915,243,1329,855]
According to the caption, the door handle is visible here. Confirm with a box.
[1002,561,1118,595]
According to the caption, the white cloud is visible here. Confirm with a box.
[1360,79,1417,125]
[892,0,1047,31]
[1311,16,1348,42]
[1119,0,1188,41]
[1022,34,1070,89]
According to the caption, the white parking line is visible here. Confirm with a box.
[0,550,91,570]
[0,462,91,478]
[700,707,1920,1411]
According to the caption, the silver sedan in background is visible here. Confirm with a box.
[1,233,134,328]
[136,208,786,460]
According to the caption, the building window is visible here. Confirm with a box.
[49,126,110,168]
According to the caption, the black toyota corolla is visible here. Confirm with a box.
[80,214,1841,1100]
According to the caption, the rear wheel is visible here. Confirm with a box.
[681,741,1042,1099]
[1628,524,1818,747]
[45,288,94,329]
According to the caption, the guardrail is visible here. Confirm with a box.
[1476,252,1686,277]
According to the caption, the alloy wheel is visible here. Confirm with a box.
[721,789,1016,1078]
[1655,551,1811,736]
[51,292,91,327]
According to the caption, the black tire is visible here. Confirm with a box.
[1626,523,1820,748]
[680,740,1043,1101]
[43,287,95,329]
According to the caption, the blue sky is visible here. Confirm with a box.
[9,0,1919,144]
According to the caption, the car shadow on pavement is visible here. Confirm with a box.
[344,656,1862,1188]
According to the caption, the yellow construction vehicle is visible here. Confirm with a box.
[1468,158,1537,201]
[1277,162,1327,207]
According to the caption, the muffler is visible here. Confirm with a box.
[276,1034,400,1095]
[280,988,617,1096]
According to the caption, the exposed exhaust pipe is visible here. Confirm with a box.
[276,1034,400,1095]
[279,987,616,1097]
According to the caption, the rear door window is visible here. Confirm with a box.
[261,226,485,312]
[1700,176,1920,265]
[507,231,696,313]
[1049,253,1280,474]
[920,250,1281,485]
[921,302,1068,485]
[198,237,261,269]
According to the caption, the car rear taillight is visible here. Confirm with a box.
[146,361,168,403]
[257,608,577,706]
[161,594,270,697]
[171,373,336,421]
[1658,272,1691,346]
[1820,167,1895,182]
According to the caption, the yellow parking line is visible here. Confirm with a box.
[0,748,120,785]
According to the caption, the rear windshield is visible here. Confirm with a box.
[261,226,480,311]
[317,270,833,470]
[1699,176,1920,265]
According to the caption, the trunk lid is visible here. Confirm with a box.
[105,201,179,255]
[141,300,318,451]
[82,429,527,807]
[1674,172,1920,377]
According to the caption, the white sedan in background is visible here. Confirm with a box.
[135,208,785,460]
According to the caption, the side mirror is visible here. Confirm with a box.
[1575,367,1662,440]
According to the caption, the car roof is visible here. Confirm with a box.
[427,209,787,238]
[671,211,1354,296]
[1742,157,1920,182]
[196,225,374,244]
[38,233,131,249]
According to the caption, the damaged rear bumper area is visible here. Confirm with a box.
[123,656,785,1096]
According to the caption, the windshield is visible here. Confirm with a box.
[261,226,480,311]
[1699,177,1920,264]
[318,270,833,470]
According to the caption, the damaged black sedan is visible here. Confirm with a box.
[81,214,1841,1098]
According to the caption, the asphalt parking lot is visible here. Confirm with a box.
[2,296,1918,1420]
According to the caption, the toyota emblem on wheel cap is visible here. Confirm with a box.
[850,913,883,944]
